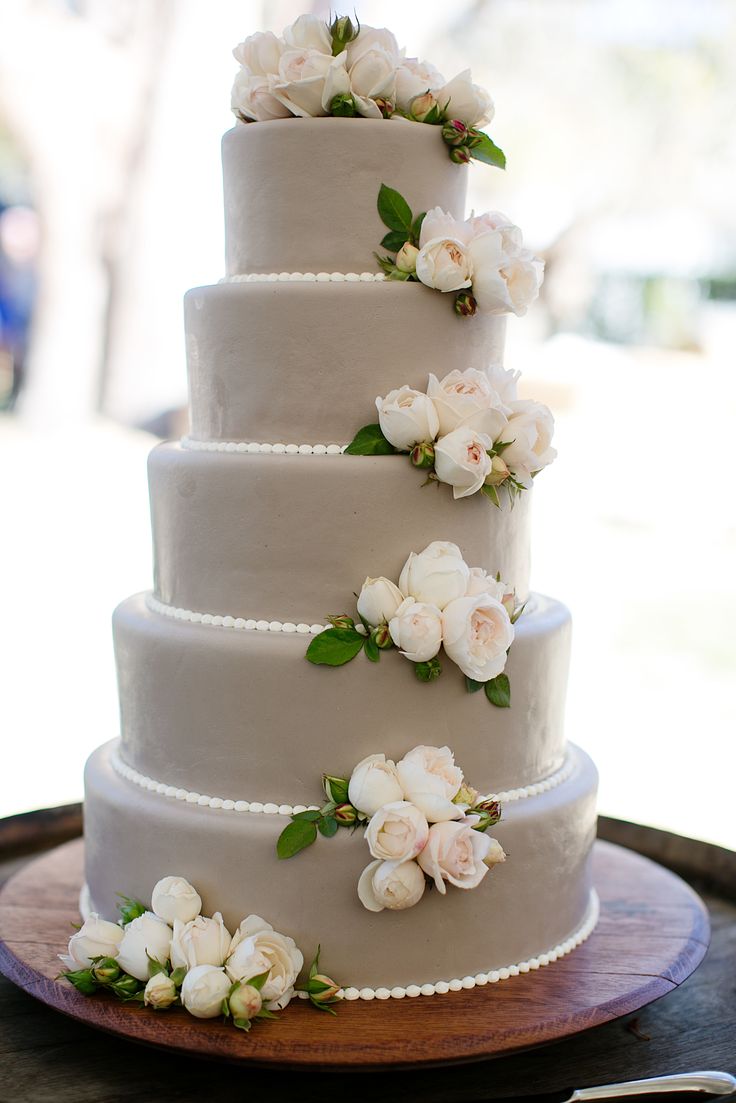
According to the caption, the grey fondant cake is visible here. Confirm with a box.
[81,15,598,1004]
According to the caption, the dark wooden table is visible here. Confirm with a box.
[1,806,734,1103]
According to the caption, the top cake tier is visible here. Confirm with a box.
[222,117,467,275]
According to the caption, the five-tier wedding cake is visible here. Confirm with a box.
[81,14,598,1007]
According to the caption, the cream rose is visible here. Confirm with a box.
[388,597,443,662]
[232,31,283,75]
[469,231,544,316]
[143,972,177,1009]
[427,368,510,438]
[151,875,202,925]
[282,13,332,53]
[348,47,397,117]
[272,48,350,118]
[357,859,426,912]
[170,912,232,971]
[488,362,520,406]
[347,25,401,67]
[365,800,430,862]
[348,753,403,817]
[116,912,172,982]
[396,744,464,823]
[469,211,524,257]
[375,385,439,451]
[465,567,506,601]
[419,207,473,248]
[418,819,495,893]
[483,836,507,867]
[226,915,303,1010]
[434,426,493,499]
[180,964,231,1019]
[356,576,404,627]
[441,593,514,682]
[497,399,556,488]
[395,58,445,113]
[399,540,470,609]
[60,914,124,970]
[231,70,293,122]
[436,69,494,128]
[415,237,473,294]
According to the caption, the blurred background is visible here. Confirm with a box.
[1,0,734,846]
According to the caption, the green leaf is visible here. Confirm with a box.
[414,658,442,683]
[255,1007,278,1019]
[170,966,187,987]
[481,483,501,507]
[291,809,322,822]
[309,945,322,979]
[311,999,338,1015]
[344,424,398,456]
[377,183,413,232]
[245,969,272,993]
[492,437,513,456]
[146,953,167,977]
[380,229,410,253]
[306,628,366,666]
[364,634,381,663]
[465,676,484,694]
[485,673,511,708]
[410,211,426,245]
[470,133,506,169]
[318,816,339,838]
[61,968,98,995]
[276,817,318,859]
[116,893,147,925]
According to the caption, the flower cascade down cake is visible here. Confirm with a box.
[82,13,599,1007]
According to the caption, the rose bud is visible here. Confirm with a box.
[92,957,121,984]
[485,454,510,486]
[322,773,350,805]
[372,624,393,650]
[454,291,477,316]
[483,837,507,867]
[309,974,341,1003]
[374,97,395,118]
[410,441,436,469]
[228,982,262,1021]
[410,91,439,121]
[449,145,472,165]
[143,972,177,1009]
[334,802,358,825]
[453,783,479,808]
[396,242,419,274]
[473,798,502,825]
[466,128,486,148]
[328,614,355,631]
[501,590,516,619]
[442,119,470,146]
[110,974,143,999]
[329,14,359,50]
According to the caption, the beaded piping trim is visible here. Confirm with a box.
[222,271,386,283]
[145,593,329,636]
[180,437,348,456]
[78,879,599,1002]
[111,744,575,817]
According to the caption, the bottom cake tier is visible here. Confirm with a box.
[83,740,598,996]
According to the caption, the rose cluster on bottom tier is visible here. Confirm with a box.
[277,744,506,914]
[60,877,340,1030]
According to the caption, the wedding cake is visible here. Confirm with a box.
[80,15,598,1007]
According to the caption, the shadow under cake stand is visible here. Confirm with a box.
[0,838,709,1070]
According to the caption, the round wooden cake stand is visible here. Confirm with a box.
[0,838,709,1071]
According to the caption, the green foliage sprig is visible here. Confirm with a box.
[277,772,365,860]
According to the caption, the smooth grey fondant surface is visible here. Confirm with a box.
[185,281,506,444]
[115,592,571,801]
[85,740,597,990]
[222,118,467,275]
[148,444,533,621]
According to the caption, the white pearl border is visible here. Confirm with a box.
[145,593,329,636]
[111,744,574,816]
[180,437,348,456]
[78,878,599,1001]
[222,271,386,284]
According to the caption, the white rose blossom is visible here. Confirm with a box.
[365,800,430,862]
[59,914,123,970]
[180,964,231,1019]
[116,912,172,982]
[347,25,402,67]
[348,753,404,816]
[395,58,445,113]
[436,69,495,128]
[465,567,506,602]
[143,972,177,1009]
[375,385,440,451]
[151,875,202,925]
[427,368,510,438]
[232,31,283,75]
[226,915,303,1011]
[415,237,473,294]
[496,399,557,488]
[388,597,443,662]
[272,48,350,118]
[469,231,544,316]
[434,426,493,499]
[356,576,405,627]
[396,744,465,823]
[418,818,500,893]
[398,540,470,609]
[231,69,293,122]
[282,13,333,53]
[357,858,426,912]
[348,47,397,117]
[170,912,232,971]
[441,593,514,682]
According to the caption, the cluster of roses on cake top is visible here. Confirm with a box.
[347,362,555,507]
[60,877,340,1029]
[231,14,505,168]
[277,744,505,914]
[306,540,524,708]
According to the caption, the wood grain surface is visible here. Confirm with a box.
[0,837,710,1071]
